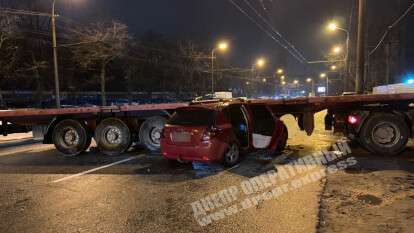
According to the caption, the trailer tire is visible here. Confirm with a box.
[359,113,409,156]
[139,116,167,152]
[52,119,91,157]
[95,118,131,156]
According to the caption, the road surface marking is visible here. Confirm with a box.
[52,155,144,183]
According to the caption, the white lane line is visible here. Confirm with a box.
[52,155,143,183]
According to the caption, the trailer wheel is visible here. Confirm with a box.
[139,116,167,152]
[52,119,91,157]
[359,113,409,156]
[95,118,131,156]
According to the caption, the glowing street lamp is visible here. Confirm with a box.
[262,78,267,83]
[331,65,337,71]
[332,45,342,54]
[327,21,350,75]
[328,22,339,31]
[280,75,286,80]
[277,68,284,75]
[211,41,229,93]
[281,81,287,86]
[320,73,327,78]
[293,80,299,85]
[256,58,266,68]
[251,57,266,80]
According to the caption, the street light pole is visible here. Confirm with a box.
[356,0,366,94]
[51,0,61,108]
[326,76,330,95]
[211,49,215,94]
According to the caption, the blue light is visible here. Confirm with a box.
[407,79,414,85]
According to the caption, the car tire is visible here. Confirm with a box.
[95,118,132,156]
[223,142,240,167]
[52,119,91,157]
[139,116,167,153]
[359,113,409,156]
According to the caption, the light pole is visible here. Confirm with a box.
[307,78,315,97]
[51,0,61,108]
[211,41,228,93]
[251,58,266,80]
[328,23,350,68]
[320,73,329,96]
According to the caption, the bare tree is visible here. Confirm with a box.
[177,41,209,93]
[0,13,20,107]
[71,21,129,106]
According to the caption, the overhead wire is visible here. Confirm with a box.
[369,1,414,56]
[243,0,308,62]
[227,0,305,63]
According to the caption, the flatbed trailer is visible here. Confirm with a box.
[0,103,187,156]
[0,93,413,156]
[194,93,414,156]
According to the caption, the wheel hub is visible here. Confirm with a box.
[372,123,400,146]
[226,145,239,163]
[150,127,162,145]
[105,127,122,144]
[63,128,80,146]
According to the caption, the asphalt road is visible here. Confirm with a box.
[0,114,413,233]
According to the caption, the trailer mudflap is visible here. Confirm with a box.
[298,112,315,136]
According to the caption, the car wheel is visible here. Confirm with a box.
[359,113,409,156]
[95,118,132,156]
[223,143,240,167]
[52,119,91,157]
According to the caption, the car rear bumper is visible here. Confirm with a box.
[161,140,226,162]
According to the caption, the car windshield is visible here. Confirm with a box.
[169,108,215,126]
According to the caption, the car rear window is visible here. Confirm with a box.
[169,108,215,126]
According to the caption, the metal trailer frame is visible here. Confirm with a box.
[0,93,413,156]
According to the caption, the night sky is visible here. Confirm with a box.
[59,0,354,76]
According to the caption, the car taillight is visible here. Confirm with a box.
[348,115,359,125]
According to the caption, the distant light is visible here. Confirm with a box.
[277,69,284,74]
[246,81,250,85]
[262,78,267,83]
[306,78,313,83]
[320,73,327,78]
[281,81,286,85]
[318,86,326,93]
[331,65,337,71]
[406,79,414,85]
[280,75,286,80]
[293,80,299,85]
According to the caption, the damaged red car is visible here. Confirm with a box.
[161,100,288,166]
